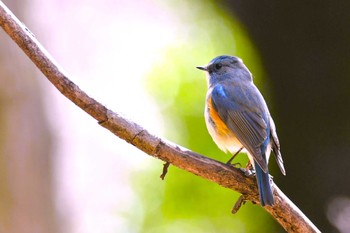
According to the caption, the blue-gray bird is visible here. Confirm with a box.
[197,55,286,206]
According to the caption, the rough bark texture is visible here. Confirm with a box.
[0,2,320,232]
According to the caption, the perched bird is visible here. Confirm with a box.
[197,55,286,206]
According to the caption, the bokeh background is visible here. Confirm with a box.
[1,0,350,232]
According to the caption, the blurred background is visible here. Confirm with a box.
[1,0,350,232]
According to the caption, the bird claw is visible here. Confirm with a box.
[245,168,255,177]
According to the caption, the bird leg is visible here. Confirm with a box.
[226,147,243,164]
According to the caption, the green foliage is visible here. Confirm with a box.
[134,1,277,232]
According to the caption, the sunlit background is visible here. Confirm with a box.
[1,0,350,233]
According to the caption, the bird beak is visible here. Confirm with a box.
[196,66,207,71]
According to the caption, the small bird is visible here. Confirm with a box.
[197,55,286,206]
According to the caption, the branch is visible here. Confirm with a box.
[0,2,320,233]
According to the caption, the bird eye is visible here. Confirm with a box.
[215,63,222,70]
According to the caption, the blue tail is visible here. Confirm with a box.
[254,161,274,206]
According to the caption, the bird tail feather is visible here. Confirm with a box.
[254,160,274,206]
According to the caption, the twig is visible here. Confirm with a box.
[0,2,320,233]
[160,162,170,180]
[231,195,246,214]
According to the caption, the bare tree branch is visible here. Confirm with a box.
[0,2,320,233]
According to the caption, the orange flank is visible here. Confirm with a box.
[208,96,230,136]
[205,93,243,153]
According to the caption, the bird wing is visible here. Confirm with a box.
[269,117,286,175]
[211,83,269,172]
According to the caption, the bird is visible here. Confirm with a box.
[197,55,286,206]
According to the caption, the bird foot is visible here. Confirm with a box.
[245,168,255,177]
